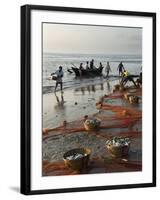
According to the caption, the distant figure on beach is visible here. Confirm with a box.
[120,70,137,87]
[90,59,94,69]
[117,62,125,76]
[105,61,111,77]
[86,61,90,70]
[52,66,64,92]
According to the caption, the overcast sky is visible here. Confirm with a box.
[43,23,142,55]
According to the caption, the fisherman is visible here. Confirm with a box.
[52,66,64,92]
[99,62,103,69]
[79,63,84,70]
[79,63,84,77]
[140,72,142,83]
[117,61,125,76]
[105,61,111,77]
[136,72,142,87]
[90,59,94,69]
[120,70,137,87]
[86,61,90,70]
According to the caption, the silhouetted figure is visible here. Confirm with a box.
[117,62,125,76]
[86,61,89,70]
[105,61,111,77]
[79,63,84,77]
[136,72,142,87]
[90,59,94,69]
[79,63,84,70]
[99,62,103,70]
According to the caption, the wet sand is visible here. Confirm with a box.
[43,78,119,129]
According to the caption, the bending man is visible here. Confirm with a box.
[120,70,137,87]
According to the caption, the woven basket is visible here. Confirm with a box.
[129,95,139,104]
[51,75,57,80]
[84,118,101,131]
[106,144,130,158]
[63,148,91,171]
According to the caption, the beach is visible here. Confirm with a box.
[42,74,142,176]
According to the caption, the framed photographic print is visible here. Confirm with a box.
[21,4,156,195]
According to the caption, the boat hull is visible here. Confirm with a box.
[71,67,103,77]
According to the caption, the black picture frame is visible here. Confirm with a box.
[21,4,156,195]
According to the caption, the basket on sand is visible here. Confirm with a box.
[63,148,91,171]
[128,95,139,104]
[84,118,101,131]
[106,137,130,158]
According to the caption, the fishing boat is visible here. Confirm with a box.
[71,67,103,77]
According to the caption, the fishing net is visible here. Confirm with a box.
[43,86,142,176]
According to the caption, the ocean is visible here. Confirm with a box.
[42,53,142,94]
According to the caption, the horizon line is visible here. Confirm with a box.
[43,51,142,56]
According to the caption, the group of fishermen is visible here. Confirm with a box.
[79,59,102,70]
[78,60,126,78]
[78,59,103,76]
[51,60,142,92]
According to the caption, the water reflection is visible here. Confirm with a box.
[81,87,85,95]
[106,81,111,92]
[87,85,91,94]
[73,81,114,95]
[91,85,95,92]
[100,83,104,90]
[74,84,101,94]
[54,92,65,110]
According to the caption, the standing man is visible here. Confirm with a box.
[105,61,111,77]
[117,61,125,76]
[86,61,89,70]
[52,66,64,92]
[99,62,103,70]
[90,59,94,69]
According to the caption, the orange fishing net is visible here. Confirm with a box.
[43,86,142,176]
